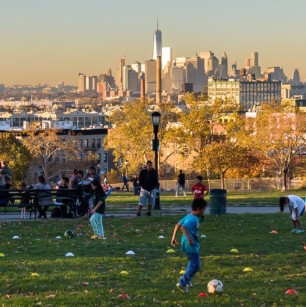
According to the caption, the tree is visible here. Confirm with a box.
[196,140,259,188]
[0,133,31,184]
[250,103,306,191]
[164,96,240,174]
[22,128,79,180]
[104,100,178,176]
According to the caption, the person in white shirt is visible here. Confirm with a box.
[279,195,306,233]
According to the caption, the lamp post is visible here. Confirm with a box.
[151,111,161,210]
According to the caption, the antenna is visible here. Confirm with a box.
[157,15,159,30]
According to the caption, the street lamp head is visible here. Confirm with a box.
[151,111,161,127]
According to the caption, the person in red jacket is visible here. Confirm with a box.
[191,175,208,199]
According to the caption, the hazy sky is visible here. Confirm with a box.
[1,0,306,86]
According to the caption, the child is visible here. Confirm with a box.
[279,195,305,233]
[89,179,106,239]
[191,175,208,199]
[171,198,207,293]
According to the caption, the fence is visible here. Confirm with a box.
[159,178,304,192]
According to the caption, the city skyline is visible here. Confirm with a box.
[1,0,306,86]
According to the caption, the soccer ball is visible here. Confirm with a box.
[207,279,224,294]
[64,230,74,238]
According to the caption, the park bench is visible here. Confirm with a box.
[0,188,79,219]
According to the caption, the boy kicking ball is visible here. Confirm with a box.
[279,195,306,233]
[171,198,207,294]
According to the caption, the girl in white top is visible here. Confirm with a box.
[279,195,306,233]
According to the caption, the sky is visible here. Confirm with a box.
[1,0,306,86]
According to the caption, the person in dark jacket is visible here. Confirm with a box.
[136,160,159,216]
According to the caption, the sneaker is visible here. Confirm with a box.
[176,283,188,294]
[136,212,141,217]
[91,235,99,239]
[291,229,297,233]
[97,236,107,240]
[296,229,305,233]
[187,281,193,288]
[146,211,152,216]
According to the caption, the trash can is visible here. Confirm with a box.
[209,189,227,215]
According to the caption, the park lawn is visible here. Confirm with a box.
[0,212,305,306]
[106,189,306,207]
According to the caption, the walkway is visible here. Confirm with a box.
[0,205,280,222]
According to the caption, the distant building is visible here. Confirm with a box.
[122,65,140,93]
[152,21,162,61]
[162,47,173,70]
[291,68,301,85]
[208,78,282,111]
[281,83,306,100]
[185,56,205,93]
[145,59,156,95]
[78,73,86,93]
[264,67,287,83]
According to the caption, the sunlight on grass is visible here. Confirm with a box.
[0,211,305,305]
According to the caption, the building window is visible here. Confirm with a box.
[97,138,101,148]
[84,139,88,148]
[91,139,95,148]
[103,152,108,162]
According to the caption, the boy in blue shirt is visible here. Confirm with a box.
[171,198,207,294]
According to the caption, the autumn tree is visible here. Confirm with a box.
[0,133,31,184]
[104,100,177,176]
[195,139,259,188]
[22,128,80,180]
[250,103,306,191]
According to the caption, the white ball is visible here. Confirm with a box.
[207,279,224,294]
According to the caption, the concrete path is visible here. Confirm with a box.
[0,206,281,222]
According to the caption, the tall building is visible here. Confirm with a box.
[185,56,205,93]
[116,56,126,91]
[264,67,287,83]
[250,51,258,67]
[145,59,156,94]
[152,20,162,60]
[292,68,301,85]
[216,52,228,79]
[122,65,140,93]
[162,47,173,70]
[78,73,86,93]
[207,53,219,76]
[171,66,185,91]
[249,51,261,79]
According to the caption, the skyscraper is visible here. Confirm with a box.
[152,19,162,60]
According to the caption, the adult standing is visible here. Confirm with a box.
[69,169,79,189]
[1,161,12,189]
[131,175,139,195]
[121,173,129,191]
[279,195,305,233]
[136,160,159,216]
[84,166,101,184]
[175,170,186,197]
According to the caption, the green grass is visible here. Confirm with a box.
[106,189,306,207]
[0,211,305,306]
